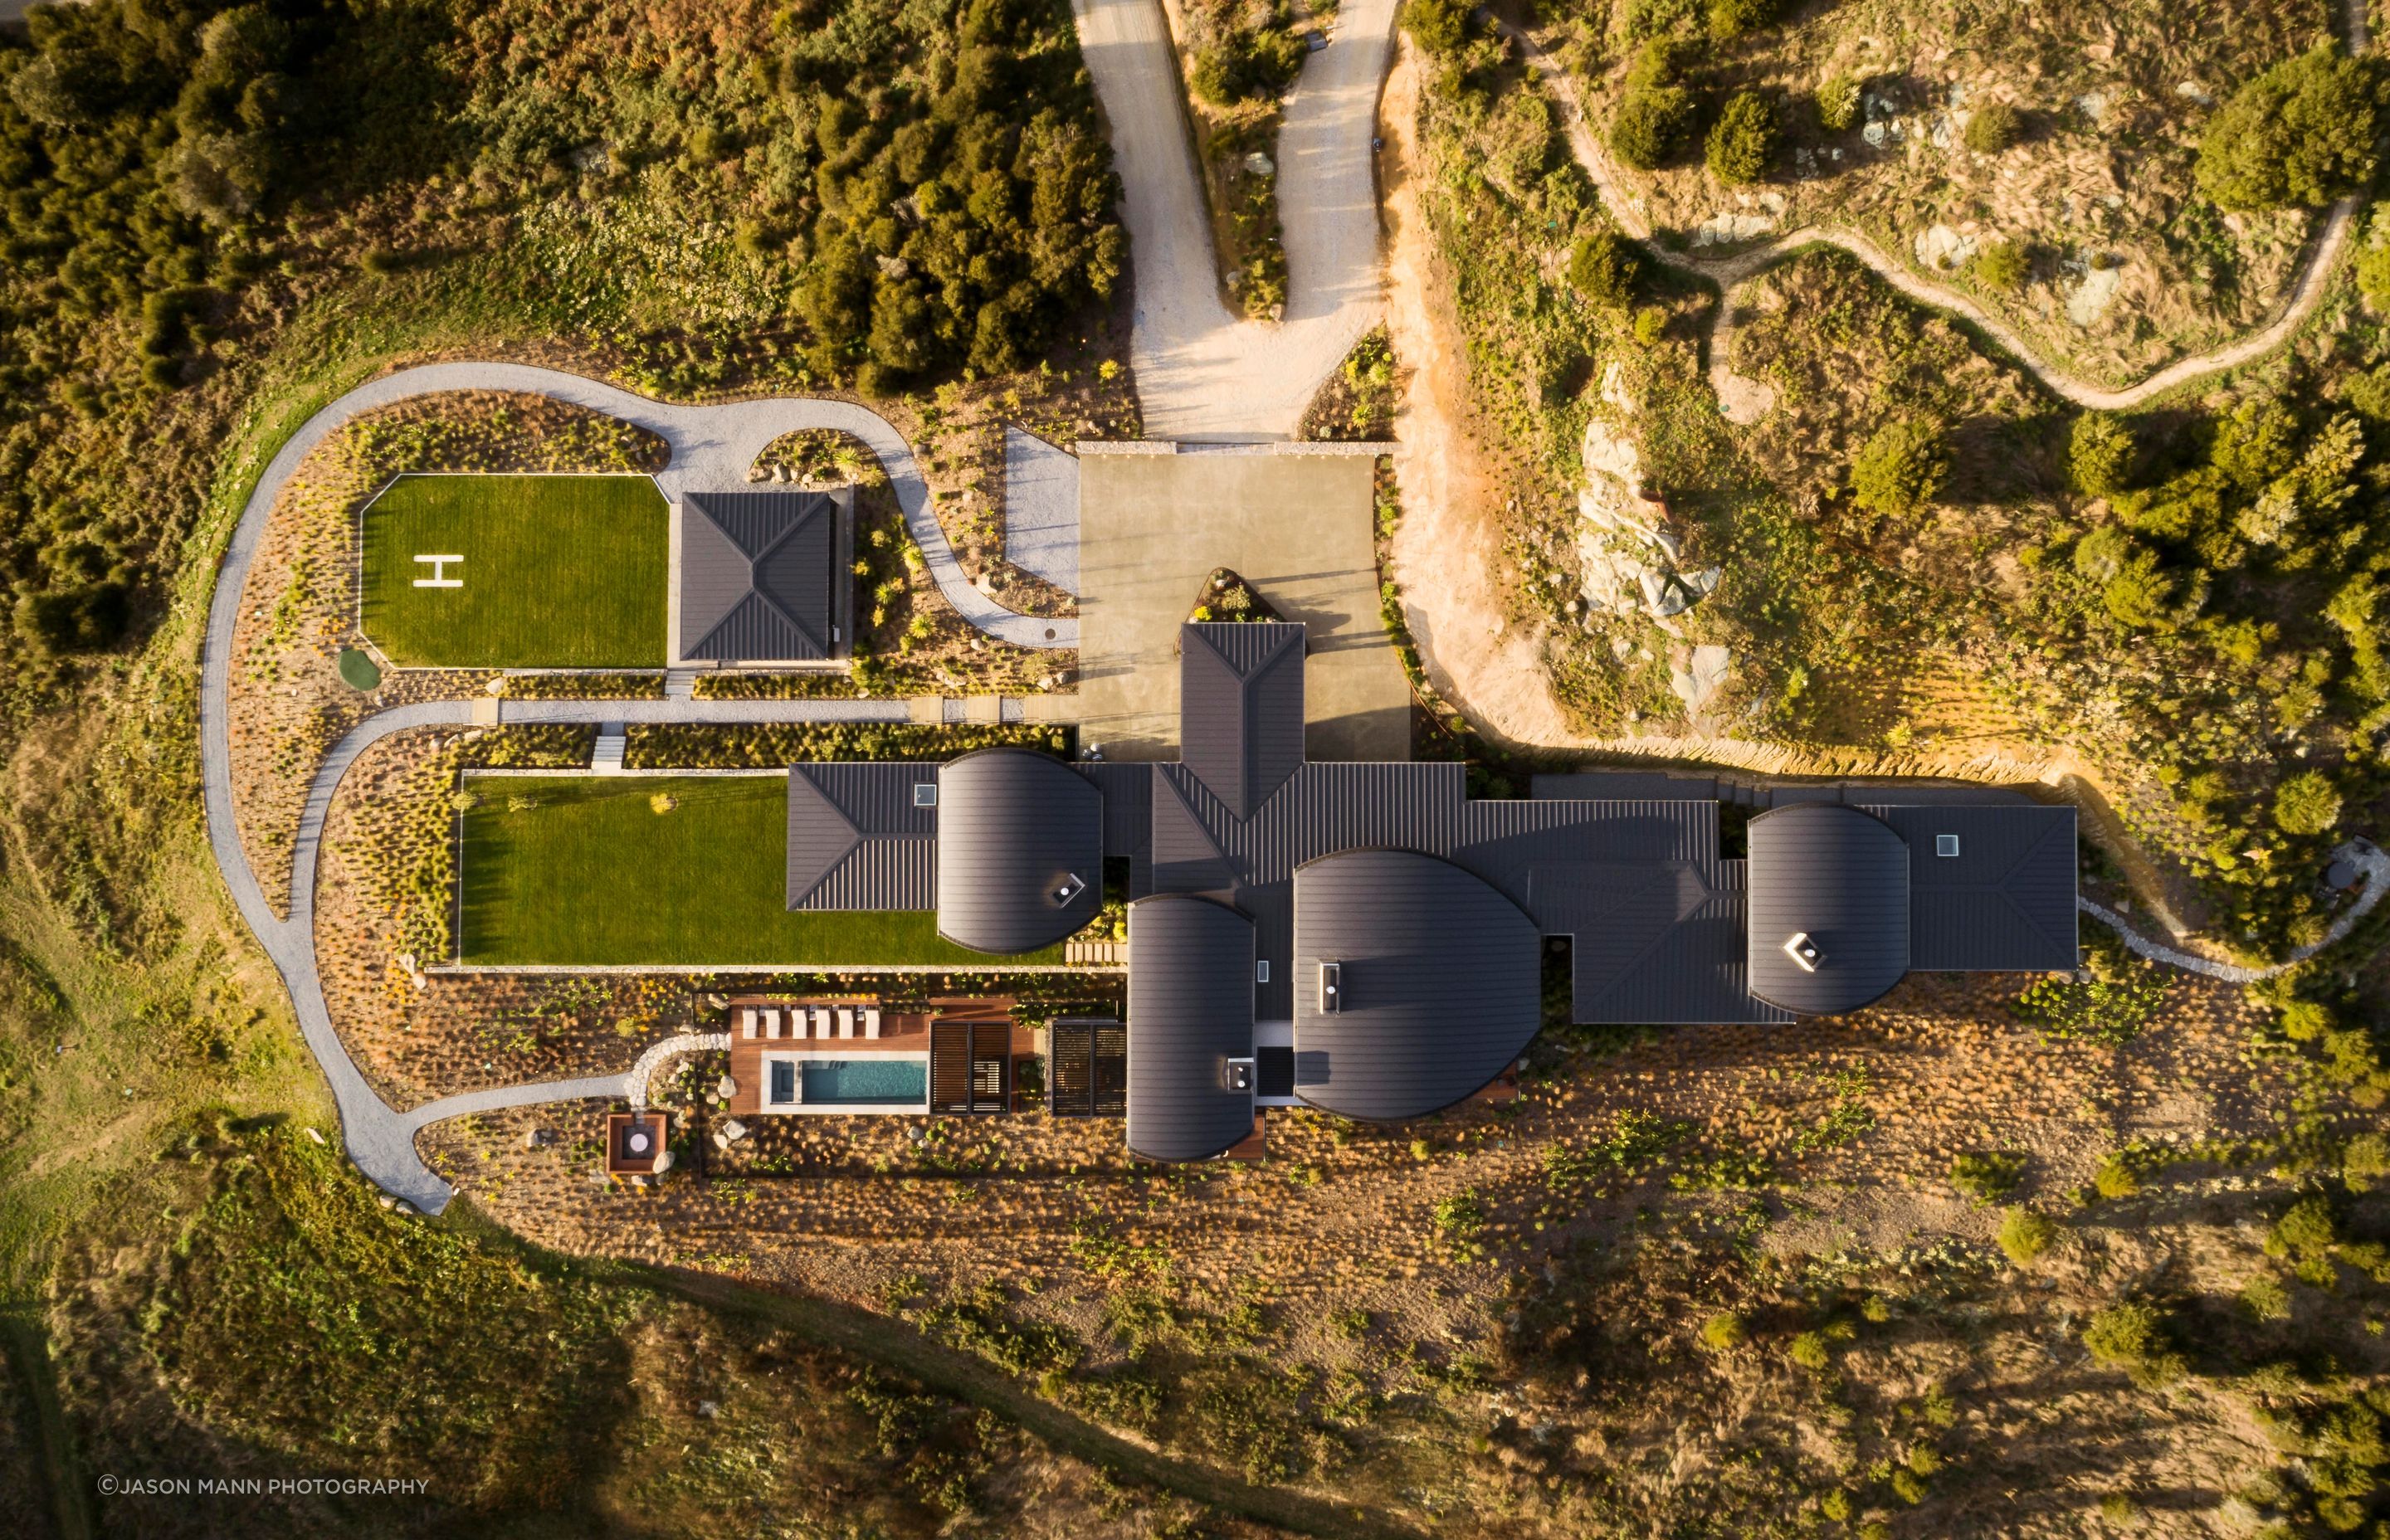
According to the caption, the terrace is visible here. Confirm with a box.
[720,996,1040,1117]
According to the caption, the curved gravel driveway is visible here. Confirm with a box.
[198,363,1001,1212]
[1073,0,1394,439]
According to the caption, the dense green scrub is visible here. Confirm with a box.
[358,474,668,668]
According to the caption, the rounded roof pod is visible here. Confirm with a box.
[934,748,1104,954]
[1745,803,1910,1015]
[1291,849,1542,1122]
[1124,895,1256,1162]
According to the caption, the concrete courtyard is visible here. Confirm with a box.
[1076,449,1411,761]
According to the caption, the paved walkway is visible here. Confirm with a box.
[1072,0,1393,439]
[1001,426,1082,593]
[198,366,1009,1213]
[1499,0,2370,421]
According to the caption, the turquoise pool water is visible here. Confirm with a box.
[799,1056,928,1107]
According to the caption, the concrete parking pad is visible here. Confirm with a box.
[1002,426,1080,593]
[1076,451,1409,761]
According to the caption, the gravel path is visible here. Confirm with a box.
[198,363,991,1212]
[1499,0,2371,422]
[1001,426,1082,592]
[2080,840,2390,983]
[1073,0,1394,439]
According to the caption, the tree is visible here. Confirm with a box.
[1971,238,2029,291]
[1706,0,1778,41]
[2273,771,2342,836]
[1612,88,1693,170]
[1406,0,1469,55]
[2195,44,2383,210]
[1815,72,1862,133]
[1963,101,2020,154]
[2071,412,2136,497]
[1567,227,1641,309]
[1705,90,1776,183]
[1849,418,1949,516]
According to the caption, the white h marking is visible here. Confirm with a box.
[412,554,464,588]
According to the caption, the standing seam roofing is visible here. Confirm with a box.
[1290,849,1542,1120]
[1745,803,1910,1014]
[680,490,840,661]
[1124,895,1256,1161]
[934,748,1104,953]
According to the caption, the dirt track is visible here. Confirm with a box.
[1498,0,2371,423]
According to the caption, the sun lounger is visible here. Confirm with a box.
[837,1007,855,1039]
[739,1007,757,1040]
[862,1007,881,1040]
[812,1007,832,1039]
[763,1007,781,1040]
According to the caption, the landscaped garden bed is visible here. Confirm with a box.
[358,473,669,669]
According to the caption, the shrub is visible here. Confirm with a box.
[1706,91,1778,183]
[1633,305,1669,345]
[1820,1489,1853,1521]
[2344,1132,2390,1192]
[2071,412,2137,497]
[2344,361,2390,419]
[1997,1206,2057,1265]
[2092,1152,2142,1200]
[2195,45,2383,209]
[647,792,677,814]
[1972,238,2029,291]
[1568,227,1641,309]
[1963,101,2020,153]
[1706,0,1777,41]
[1788,1330,1831,1369]
[1950,1151,2027,1204]
[1612,82,1695,170]
[1849,418,1949,516]
[2357,214,2390,309]
[1889,1468,1926,1503]
[2083,1302,2188,1386]
[1700,1311,1747,1350]
[2265,1194,2339,1263]
[2241,1272,2292,1322]
[1816,73,1862,132]
[2273,771,2341,836]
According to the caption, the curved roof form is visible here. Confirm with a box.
[1746,803,1910,1014]
[1290,850,1542,1121]
[934,748,1103,954]
[1124,895,1256,1162]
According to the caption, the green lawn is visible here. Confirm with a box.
[359,474,667,668]
[457,774,1067,967]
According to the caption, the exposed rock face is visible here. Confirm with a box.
[1573,417,1719,623]
[1671,643,1733,714]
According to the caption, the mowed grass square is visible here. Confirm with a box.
[457,775,1066,967]
[360,474,667,668]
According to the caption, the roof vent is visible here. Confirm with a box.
[1222,1056,1255,1092]
[1782,932,1821,973]
[1319,962,1343,1014]
[1053,872,1086,905]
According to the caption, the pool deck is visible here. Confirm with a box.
[723,998,1037,1116]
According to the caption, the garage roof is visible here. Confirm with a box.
[679,490,841,661]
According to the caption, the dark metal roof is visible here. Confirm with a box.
[785,764,937,910]
[1145,759,1784,1025]
[680,490,841,661]
[1746,804,1910,1014]
[1868,803,2079,972]
[1291,850,1543,1120]
[934,748,1103,953]
[1178,622,1306,817]
[1124,895,1256,1161]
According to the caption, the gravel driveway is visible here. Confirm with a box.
[1073,0,1393,440]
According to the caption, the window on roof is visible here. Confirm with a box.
[1255,960,1270,983]
[1935,834,1961,858]
[913,782,938,807]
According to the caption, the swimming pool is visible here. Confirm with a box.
[798,1056,928,1107]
